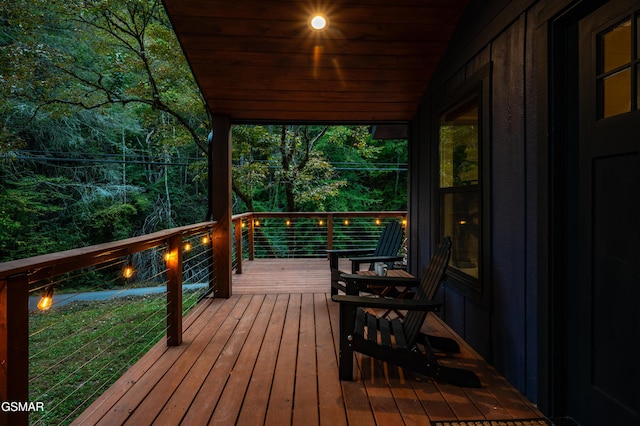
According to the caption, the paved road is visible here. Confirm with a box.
[29,283,209,311]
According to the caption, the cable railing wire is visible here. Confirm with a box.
[27,233,213,425]
[29,284,168,384]
[250,216,402,258]
[29,295,169,424]
[17,216,403,424]
[31,303,169,425]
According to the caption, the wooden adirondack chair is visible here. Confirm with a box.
[327,219,404,295]
[332,236,481,387]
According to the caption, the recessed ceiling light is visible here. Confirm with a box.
[310,15,327,30]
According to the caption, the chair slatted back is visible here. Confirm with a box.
[401,236,452,345]
[368,220,404,270]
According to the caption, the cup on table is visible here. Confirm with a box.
[374,262,388,276]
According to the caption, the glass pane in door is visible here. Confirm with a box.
[600,19,630,73]
[602,69,631,118]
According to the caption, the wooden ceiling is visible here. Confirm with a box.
[162,0,470,124]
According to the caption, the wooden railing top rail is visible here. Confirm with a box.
[240,211,406,218]
[0,212,407,282]
[0,221,217,283]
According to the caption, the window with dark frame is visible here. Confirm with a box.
[439,93,481,287]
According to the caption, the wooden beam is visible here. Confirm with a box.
[210,115,232,298]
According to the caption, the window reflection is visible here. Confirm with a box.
[442,192,479,278]
[439,95,480,281]
[602,69,631,118]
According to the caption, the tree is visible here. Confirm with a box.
[0,0,211,260]
[228,124,406,214]
[230,125,272,212]
[2,0,210,151]
[228,125,348,213]
[315,126,407,212]
[0,0,408,264]
[275,125,346,212]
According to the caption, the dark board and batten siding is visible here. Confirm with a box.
[410,0,548,403]
[491,11,528,394]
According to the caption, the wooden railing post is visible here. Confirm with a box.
[0,274,29,426]
[327,214,334,251]
[206,225,215,293]
[234,218,243,274]
[166,235,183,346]
[248,214,255,260]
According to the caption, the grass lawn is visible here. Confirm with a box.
[28,288,204,425]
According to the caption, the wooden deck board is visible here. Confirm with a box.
[385,365,431,426]
[73,258,545,425]
[210,293,277,425]
[181,294,262,424]
[235,293,289,425]
[150,297,242,425]
[293,293,319,426]
[314,293,348,426]
[264,293,300,425]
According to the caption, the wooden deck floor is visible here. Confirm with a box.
[73,259,544,425]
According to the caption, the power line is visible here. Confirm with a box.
[1,154,193,167]
[1,153,408,172]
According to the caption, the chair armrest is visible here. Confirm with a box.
[331,295,441,311]
[349,255,403,263]
[327,248,376,270]
[326,248,376,256]
[340,273,418,288]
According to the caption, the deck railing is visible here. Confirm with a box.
[0,211,405,425]
[232,211,407,273]
[0,221,217,425]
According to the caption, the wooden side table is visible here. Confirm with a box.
[356,269,413,278]
[355,269,416,318]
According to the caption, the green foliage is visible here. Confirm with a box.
[84,203,138,242]
[0,0,406,267]
[0,0,210,262]
[290,152,345,211]
[0,176,81,260]
[229,124,406,214]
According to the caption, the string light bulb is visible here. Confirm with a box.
[164,251,176,263]
[37,285,54,311]
[184,241,192,252]
[122,262,135,279]
[201,235,210,245]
